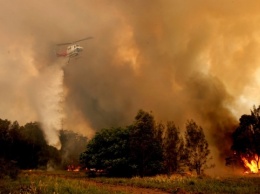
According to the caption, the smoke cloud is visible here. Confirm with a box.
[1,1,260,164]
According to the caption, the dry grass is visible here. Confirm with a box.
[0,171,259,194]
[0,171,126,194]
[94,174,260,194]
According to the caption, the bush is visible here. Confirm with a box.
[0,158,20,179]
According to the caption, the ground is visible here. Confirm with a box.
[0,170,259,194]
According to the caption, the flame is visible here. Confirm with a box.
[67,165,81,172]
[241,155,259,173]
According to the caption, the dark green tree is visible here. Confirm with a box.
[80,127,131,177]
[0,119,62,172]
[184,120,212,175]
[0,119,12,158]
[0,119,20,179]
[129,110,163,177]
[8,121,23,162]
[18,122,60,169]
[163,121,184,176]
[155,122,164,148]
[19,122,48,168]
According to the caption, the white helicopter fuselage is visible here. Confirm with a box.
[56,44,83,58]
[67,44,84,57]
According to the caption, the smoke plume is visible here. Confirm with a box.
[1,1,260,164]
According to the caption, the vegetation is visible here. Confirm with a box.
[0,171,127,194]
[184,120,213,175]
[81,109,213,177]
[80,127,131,177]
[129,110,163,177]
[163,121,184,176]
[231,105,260,169]
[0,109,214,178]
[1,171,259,194]
[93,174,260,194]
[0,119,87,178]
[60,129,88,169]
[2,107,260,193]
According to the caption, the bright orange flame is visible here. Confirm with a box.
[241,155,259,173]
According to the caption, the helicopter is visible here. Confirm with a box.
[56,37,93,63]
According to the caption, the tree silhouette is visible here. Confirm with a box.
[130,110,163,177]
[232,105,260,169]
[184,120,212,175]
[163,121,184,176]
[80,127,131,177]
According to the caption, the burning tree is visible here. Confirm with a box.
[231,105,260,173]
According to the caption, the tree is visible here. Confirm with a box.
[129,110,163,177]
[18,122,48,168]
[0,119,23,162]
[163,121,184,176]
[0,119,62,171]
[184,120,212,175]
[59,130,88,169]
[80,127,131,177]
[0,119,12,158]
[231,105,260,169]
[18,122,60,169]
[155,122,164,153]
[0,119,20,179]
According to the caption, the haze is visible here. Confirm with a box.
[1,0,260,165]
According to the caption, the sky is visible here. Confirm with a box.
[1,0,260,165]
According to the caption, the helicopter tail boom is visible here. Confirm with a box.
[56,52,67,57]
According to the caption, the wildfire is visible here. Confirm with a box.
[241,155,259,173]
[67,165,81,172]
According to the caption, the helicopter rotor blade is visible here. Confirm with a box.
[56,42,72,46]
[56,37,93,46]
[74,36,93,43]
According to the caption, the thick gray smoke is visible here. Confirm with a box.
[1,1,260,166]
